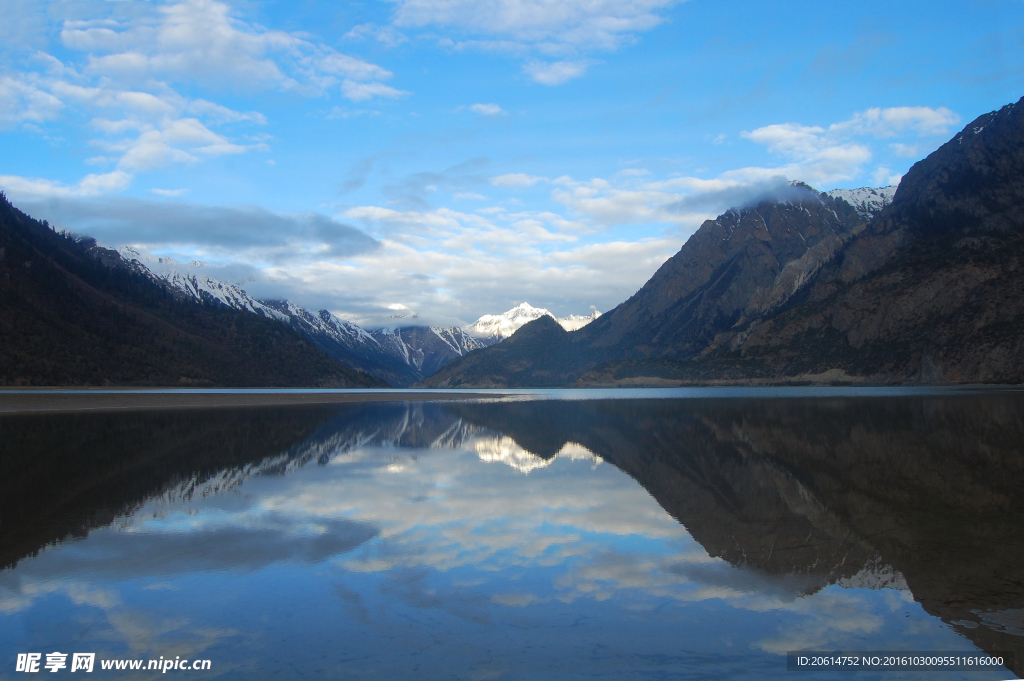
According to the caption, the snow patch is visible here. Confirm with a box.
[466,302,601,340]
[826,186,898,221]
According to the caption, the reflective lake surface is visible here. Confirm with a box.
[1,391,1023,679]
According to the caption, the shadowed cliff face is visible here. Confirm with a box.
[580,186,863,356]
[713,99,1024,383]
[446,394,1024,674]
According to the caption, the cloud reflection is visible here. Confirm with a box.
[0,402,965,668]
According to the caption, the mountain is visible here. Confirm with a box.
[422,96,1024,387]
[423,184,868,387]
[0,195,383,387]
[111,249,475,386]
[107,252,603,386]
[370,326,485,378]
[117,247,288,321]
[466,301,601,342]
[825,185,896,220]
[443,395,1024,675]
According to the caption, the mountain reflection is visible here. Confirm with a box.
[446,395,1024,673]
[2,394,1022,675]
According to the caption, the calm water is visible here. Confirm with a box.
[1,390,1022,680]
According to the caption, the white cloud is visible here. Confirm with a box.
[64,0,298,90]
[831,106,960,138]
[344,23,409,48]
[151,188,190,197]
[738,105,958,187]
[58,0,402,103]
[391,0,680,50]
[94,118,261,172]
[871,166,903,187]
[469,103,505,116]
[389,0,679,85]
[744,123,829,158]
[889,142,920,158]
[186,100,267,125]
[523,59,593,85]
[551,177,697,226]
[52,82,179,116]
[0,171,132,199]
[340,80,410,102]
[319,53,394,82]
[0,76,63,129]
[266,202,677,324]
[490,173,546,187]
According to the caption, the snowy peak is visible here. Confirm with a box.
[466,302,602,340]
[827,186,898,221]
[117,247,287,321]
[557,311,602,332]
[261,300,379,349]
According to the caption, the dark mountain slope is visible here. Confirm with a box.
[424,187,870,387]
[260,301,422,387]
[423,96,1024,387]
[689,98,1024,384]
[0,195,384,386]
[580,185,865,356]
[420,314,571,388]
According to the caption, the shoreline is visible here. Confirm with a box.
[0,389,499,415]
[0,384,1019,415]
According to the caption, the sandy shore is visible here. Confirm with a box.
[0,389,501,414]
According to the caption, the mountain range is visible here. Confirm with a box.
[0,198,383,387]
[423,96,1024,387]
[0,217,602,386]
[112,250,602,387]
[4,95,1023,387]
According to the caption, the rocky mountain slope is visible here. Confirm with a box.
[111,248,603,386]
[422,96,1024,387]
[0,195,383,387]
[370,326,486,378]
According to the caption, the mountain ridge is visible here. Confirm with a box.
[0,195,383,387]
[108,247,603,386]
[421,96,1024,388]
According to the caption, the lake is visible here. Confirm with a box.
[1,388,1022,679]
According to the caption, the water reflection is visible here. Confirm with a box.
[1,394,1022,679]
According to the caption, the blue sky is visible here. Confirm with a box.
[2,0,1022,326]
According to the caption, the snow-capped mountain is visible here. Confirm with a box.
[466,302,602,341]
[827,186,898,221]
[557,311,603,332]
[110,250,602,386]
[371,326,485,377]
[118,246,288,321]
[261,300,377,349]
